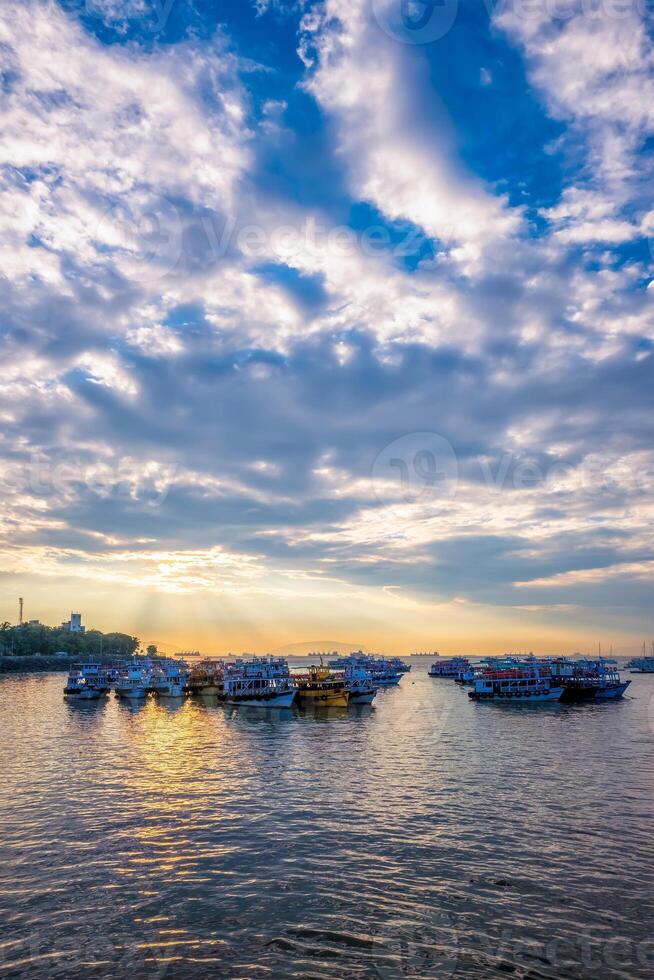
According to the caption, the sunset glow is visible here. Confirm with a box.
[1,0,652,655]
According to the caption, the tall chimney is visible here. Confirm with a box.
[19,598,24,625]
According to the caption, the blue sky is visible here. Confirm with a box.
[0,0,653,653]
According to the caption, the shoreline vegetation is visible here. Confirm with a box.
[0,655,107,674]
[0,622,140,673]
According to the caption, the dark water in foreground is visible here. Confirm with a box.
[0,664,653,979]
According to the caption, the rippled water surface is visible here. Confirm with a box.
[1,663,653,979]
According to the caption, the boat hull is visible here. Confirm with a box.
[374,676,401,687]
[559,685,598,703]
[469,687,563,702]
[64,688,106,700]
[115,687,149,699]
[187,684,223,696]
[595,682,630,699]
[296,689,349,707]
[224,689,296,708]
[155,685,186,698]
[348,689,377,704]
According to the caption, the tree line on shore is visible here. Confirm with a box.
[0,622,141,659]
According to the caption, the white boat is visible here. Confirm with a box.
[575,660,630,699]
[370,661,402,686]
[223,656,296,707]
[454,665,483,685]
[63,662,110,700]
[152,660,188,698]
[469,665,563,702]
[327,651,369,670]
[627,644,654,673]
[114,663,151,699]
[428,657,470,678]
[594,679,631,698]
[328,652,403,686]
[343,664,378,704]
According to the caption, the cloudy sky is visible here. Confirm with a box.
[0,0,652,654]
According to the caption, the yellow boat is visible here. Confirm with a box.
[295,664,349,707]
[186,660,224,696]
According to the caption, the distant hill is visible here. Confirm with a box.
[267,640,367,657]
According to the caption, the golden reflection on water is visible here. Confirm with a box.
[1,671,653,980]
[105,698,236,883]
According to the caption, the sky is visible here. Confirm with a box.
[0,0,653,655]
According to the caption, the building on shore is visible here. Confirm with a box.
[61,612,85,634]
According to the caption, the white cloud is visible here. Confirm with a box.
[301,0,523,263]
[0,0,652,636]
[0,0,250,292]
[497,5,654,236]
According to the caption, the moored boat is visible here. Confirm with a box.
[185,660,224,697]
[428,657,469,678]
[586,660,631,699]
[223,656,296,707]
[469,665,563,702]
[114,663,151,699]
[343,664,378,704]
[152,660,188,698]
[295,664,349,707]
[63,662,110,700]
[370,660,402,686]
[627,644,654,673]
[328,652,403,687]
[558,678,599,702]
[547,661,599,702]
